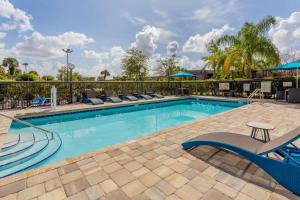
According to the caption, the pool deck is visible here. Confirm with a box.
[0,96,300,200]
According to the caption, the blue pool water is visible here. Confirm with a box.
[9,98,245,165]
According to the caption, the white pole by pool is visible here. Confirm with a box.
[51,86,57,110]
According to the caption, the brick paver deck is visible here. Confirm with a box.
[0,97,300,200]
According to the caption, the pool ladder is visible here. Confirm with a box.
[247,89,264,104]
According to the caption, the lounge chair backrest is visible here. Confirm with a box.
[147,89,153,93]
[105,90,113,97]
[122,89,129,95]
[258,126,300,154]
[84,90,96,98]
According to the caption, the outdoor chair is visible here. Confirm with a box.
[103,90,122,103]
[133,91,153,100]
[82,90,104,105]
[146,90,164,98]
[288,88,300,103]
[182,127,300,195]
[0,94,4,110]
[119,89,138,101]
[276,90,285,101]
[31,97,47,106]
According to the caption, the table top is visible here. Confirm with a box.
[246,121,274,130]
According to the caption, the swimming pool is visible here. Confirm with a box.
[9,98,245,167]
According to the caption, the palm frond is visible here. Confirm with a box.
[224,49,242,73]
[215,35,238,46]
[256,16,277,34]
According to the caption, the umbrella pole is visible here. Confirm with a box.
[297,67,299,89]
[180,78,182,96]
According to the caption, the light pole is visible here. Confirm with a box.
[140,67,145,92]
[22,63,29,81]
[23,63,29,73]
[62,48,73,81]
[68,63,75,103]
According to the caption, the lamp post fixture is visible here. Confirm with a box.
[68,63,75,103]
[62,48,73,81]
[22,63,29,73]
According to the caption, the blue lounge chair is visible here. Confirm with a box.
[146,90,164,98]
[120,89,138,101]
[133,91,153,100]
[182,127,300,195]
[31,97,46,106]
[83,90,104,105]
[104,90,122,103]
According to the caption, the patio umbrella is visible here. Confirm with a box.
[270,61,300,88]
[171,71,195,94]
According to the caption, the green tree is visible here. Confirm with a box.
[42,75,55,81]
[0,64,7,80]
[28,71,39,76]
[2,57,19,78]
[57,66,67,81]
[72,72,84,81]
[80,76,96,81]
[156,54,182,80]
[121,48,148,80]
[202,40,228,79]
[214,16,280,78]
[16,73,39,81]
[99,69,110,80]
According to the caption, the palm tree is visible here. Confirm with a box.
[215,16,280,78]
[2,57,19,78]
[100,69,110,80]
[202,40,228,79]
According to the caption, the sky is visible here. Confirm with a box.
[0,0,300,78]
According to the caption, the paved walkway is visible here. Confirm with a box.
[0,99,300,200]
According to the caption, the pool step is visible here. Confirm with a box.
[0,134,20,151]
[0,133,34,160]
[0,132,49,170]
[0,132,61,178]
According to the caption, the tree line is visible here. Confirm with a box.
[1,16,294,82]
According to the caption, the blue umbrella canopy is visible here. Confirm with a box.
[270,61,300,71]
[270,61,300,88]
[171,72,194,77]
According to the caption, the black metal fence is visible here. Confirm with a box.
[0,77,298,110]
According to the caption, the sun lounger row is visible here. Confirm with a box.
[82,89,164,105]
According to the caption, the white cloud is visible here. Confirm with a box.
[82,46,125,77]
[0,0,33,32]
[269,12,300,54]
[20,61,64,76]
[12,31,94,59]
[122,12,147,25]
[0,32,6,39]
[191,0,238,23]
[83,50,109,61]
[0,42,7,60]
[131,25,174,56]
[182,24,233,53]
[179,55,206,70]
[167,41,179,54]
